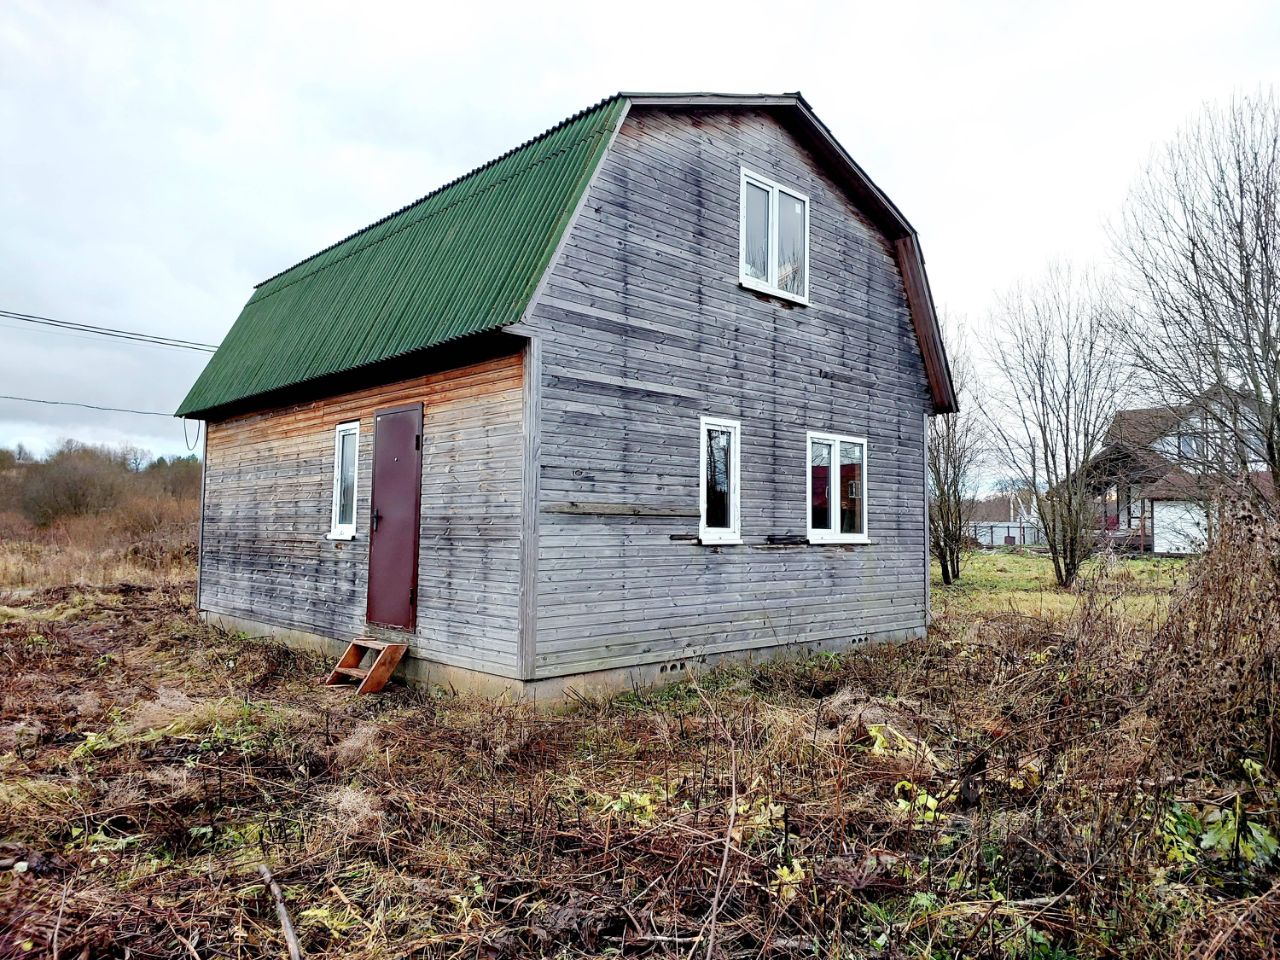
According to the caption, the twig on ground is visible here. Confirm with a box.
[696,683,739,960]
[258,863,303,960]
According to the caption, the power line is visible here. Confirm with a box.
[0,319,134,350]
[1,308,218,352]
[0,394,172,417]
[0,308,219,353]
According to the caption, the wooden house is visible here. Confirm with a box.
[1086,401,1271,555]
[177,92,957,697]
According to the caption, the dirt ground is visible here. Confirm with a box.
[1,553,1277,959]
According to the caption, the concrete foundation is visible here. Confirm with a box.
[201,610,923,703]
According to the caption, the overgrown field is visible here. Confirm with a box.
[0,442,199,590]
[1,529,1278,958]
[0,496,197,590]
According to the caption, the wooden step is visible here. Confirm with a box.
[324,638,408,695]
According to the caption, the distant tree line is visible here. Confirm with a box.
[0,440,200,527]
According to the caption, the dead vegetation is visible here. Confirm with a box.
[1,520,1279,958]
[0,496,197,591]
[0,441,199,591]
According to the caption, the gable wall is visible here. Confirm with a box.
[199,351,525,676]
[522,106,932,678]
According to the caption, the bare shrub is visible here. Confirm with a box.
[0,443,200,588]
[1146,508,1280,770]
[19,441,129,527]
[928,320,984,584]
[143,455,202,500]
[114,494,199,569]
[0,510,34,541]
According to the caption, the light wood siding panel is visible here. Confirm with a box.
[523,107,931,677]
[200,352,525,676]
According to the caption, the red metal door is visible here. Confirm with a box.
[366,403,423,630]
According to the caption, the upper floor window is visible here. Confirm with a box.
[740,168,809,304]
[807,431,867,543]
[699,415,741,544]
[328,421,359,539]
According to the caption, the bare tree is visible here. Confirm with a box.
[993,475,1037,521]
[928,326,982,584]
[984,264,1131,588]
[1114,90,1280,513]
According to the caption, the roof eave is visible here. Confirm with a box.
[896,236,958,414]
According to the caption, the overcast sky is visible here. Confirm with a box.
[1,0,1277,460]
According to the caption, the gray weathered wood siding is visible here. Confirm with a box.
[521,106,931,679]
[199,351,525,676]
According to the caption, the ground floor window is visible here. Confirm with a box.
[328,421,359,539]
[807,431,867,543]
[699,415,741,543]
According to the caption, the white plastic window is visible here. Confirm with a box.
[806,431,867,543]
[699,416,741,543]
[328,421,359,538]
[740,168,809,303]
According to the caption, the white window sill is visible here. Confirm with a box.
[808,535,872,546]
[739,276,809,306]
[699,535,742,546]
[326,530,357,541]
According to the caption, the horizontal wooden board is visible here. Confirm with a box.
[201,350,525,672]
[521,106,931,679]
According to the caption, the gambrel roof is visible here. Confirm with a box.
[178,93,955,418]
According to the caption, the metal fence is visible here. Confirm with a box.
[966,521,1045,547]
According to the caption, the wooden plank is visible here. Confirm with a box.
[519,105,932,679]
[196,421,208,613]
[356,643,407,694]
[518,334,542,680]
[325,643,367,685]
[545,502,701,518]
[202,351,526,670]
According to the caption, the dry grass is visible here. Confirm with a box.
[0,521,1277,958]
[0,494,196,591]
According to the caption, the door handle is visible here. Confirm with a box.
[372,509,382,532]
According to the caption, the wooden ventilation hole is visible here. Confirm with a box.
[324,637,408,694]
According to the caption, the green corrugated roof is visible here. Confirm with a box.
[177,95,626,417]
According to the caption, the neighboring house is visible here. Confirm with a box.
[1084,406,1180,551]
[1085,402,1259,554]
[177,92,956,697]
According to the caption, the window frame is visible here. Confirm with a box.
[805,430,869,544]
[698,415,742,545]
[327,420,360,540]
[739,167,810,305]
